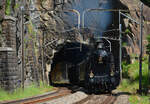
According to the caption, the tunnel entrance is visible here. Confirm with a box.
[49,42,90,85]
[49,28,121,87]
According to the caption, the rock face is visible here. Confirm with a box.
[26,0,150,84]
[0,0,5,21]
[120,0,150,56]
[40,0,150,56]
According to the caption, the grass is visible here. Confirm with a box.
[0,82,54,101]
[5,0,11,15]
[118,57,150,104]
[129,95,149,104]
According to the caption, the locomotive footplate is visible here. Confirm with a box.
[87,74,116,92]
[89,75,110,84]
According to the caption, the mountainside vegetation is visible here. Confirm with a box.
[120,58,150,104]
[146,35,150,54]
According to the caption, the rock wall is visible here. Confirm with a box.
[120,0,150,56]
[20,0,150,83]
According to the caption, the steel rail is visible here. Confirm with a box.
[75,94,117,104]
[0,88,71,104]
[23,88,71,104]
[101,95,117,104]
[74,95,94,104]
[0,90,59,104]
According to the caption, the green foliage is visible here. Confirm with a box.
[5,0,11,15]
[125,29,130,34]
[0,83,53,101]
[146,34,150,54]
[119,59,149,104]
[122,42,127,47]
[129,95,150,104]
[14,3,20,9]
[121,60,149,87]
[122,61,130,78]
[27,21,36,36]
[130,54,138,59]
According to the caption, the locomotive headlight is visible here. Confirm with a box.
[89,71,94,78]
[111,71,114,76]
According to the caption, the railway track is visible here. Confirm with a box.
[101,95,117,104]
[0,87,71,104]
[0,86,117,104]
[75,94,117,104]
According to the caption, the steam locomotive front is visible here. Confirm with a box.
[86,41,115,92]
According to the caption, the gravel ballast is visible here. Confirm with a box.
[39,91,88,104]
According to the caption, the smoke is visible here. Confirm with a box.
[63,0,113,37]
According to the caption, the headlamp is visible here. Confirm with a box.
[89,71,94,78]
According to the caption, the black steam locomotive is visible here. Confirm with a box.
[84,39,119,92]
[49,37,120,93]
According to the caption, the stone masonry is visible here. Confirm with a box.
[0,48,19,90]
[0,16,20,91]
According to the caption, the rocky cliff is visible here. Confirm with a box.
[120,0,150,56]
[32,0,150,56]
[1,0,149,58]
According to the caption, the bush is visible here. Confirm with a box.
[119,59,150,104]
[146,34,150,54]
